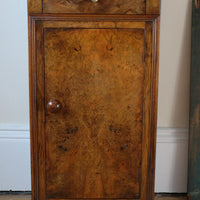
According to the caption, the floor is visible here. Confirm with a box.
[0,195,188,200]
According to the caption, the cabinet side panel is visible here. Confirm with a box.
[140,21,153,200]
[29,18,46,200]
[29,16,38,200]
[140,18,159,200]
[147,17,160,200]
[28,0,42,14]
[35,21,46,200]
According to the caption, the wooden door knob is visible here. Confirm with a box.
[47,99,62,113]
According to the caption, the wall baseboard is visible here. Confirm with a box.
[0,125,29,139]
[0,125,31,191]
[157,127,188,143]
[0,125,189,193]
[155,127,188,193]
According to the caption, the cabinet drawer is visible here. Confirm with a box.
[43,0,146,14]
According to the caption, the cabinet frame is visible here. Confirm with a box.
[29,14,160,200]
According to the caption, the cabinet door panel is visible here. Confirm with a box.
[30,17,159,200]
[45,28,144,199]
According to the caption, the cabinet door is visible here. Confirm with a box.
[29,16,159,200]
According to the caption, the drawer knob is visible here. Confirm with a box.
[91,0,98,2]
[47,99,61,113]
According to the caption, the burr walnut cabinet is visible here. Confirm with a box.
[28,1,160,200]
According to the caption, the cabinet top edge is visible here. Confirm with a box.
[28,13,160,21]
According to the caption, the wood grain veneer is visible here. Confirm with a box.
[43,0,145,14]
[28,0,160,14]
[28,0,160,199]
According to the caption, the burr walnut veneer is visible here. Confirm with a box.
[28,1,160,200]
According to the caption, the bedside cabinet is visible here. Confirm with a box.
[28,1,160,200]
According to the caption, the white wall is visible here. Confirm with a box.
[0,0,29,125]
[0,0,192,193]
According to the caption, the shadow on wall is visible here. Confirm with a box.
[170,0,191,127]
[170,0,191,192]
[158,0,191,127]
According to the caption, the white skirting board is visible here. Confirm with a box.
[0,125,188,193]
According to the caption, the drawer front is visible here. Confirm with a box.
[43,0,146,14]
